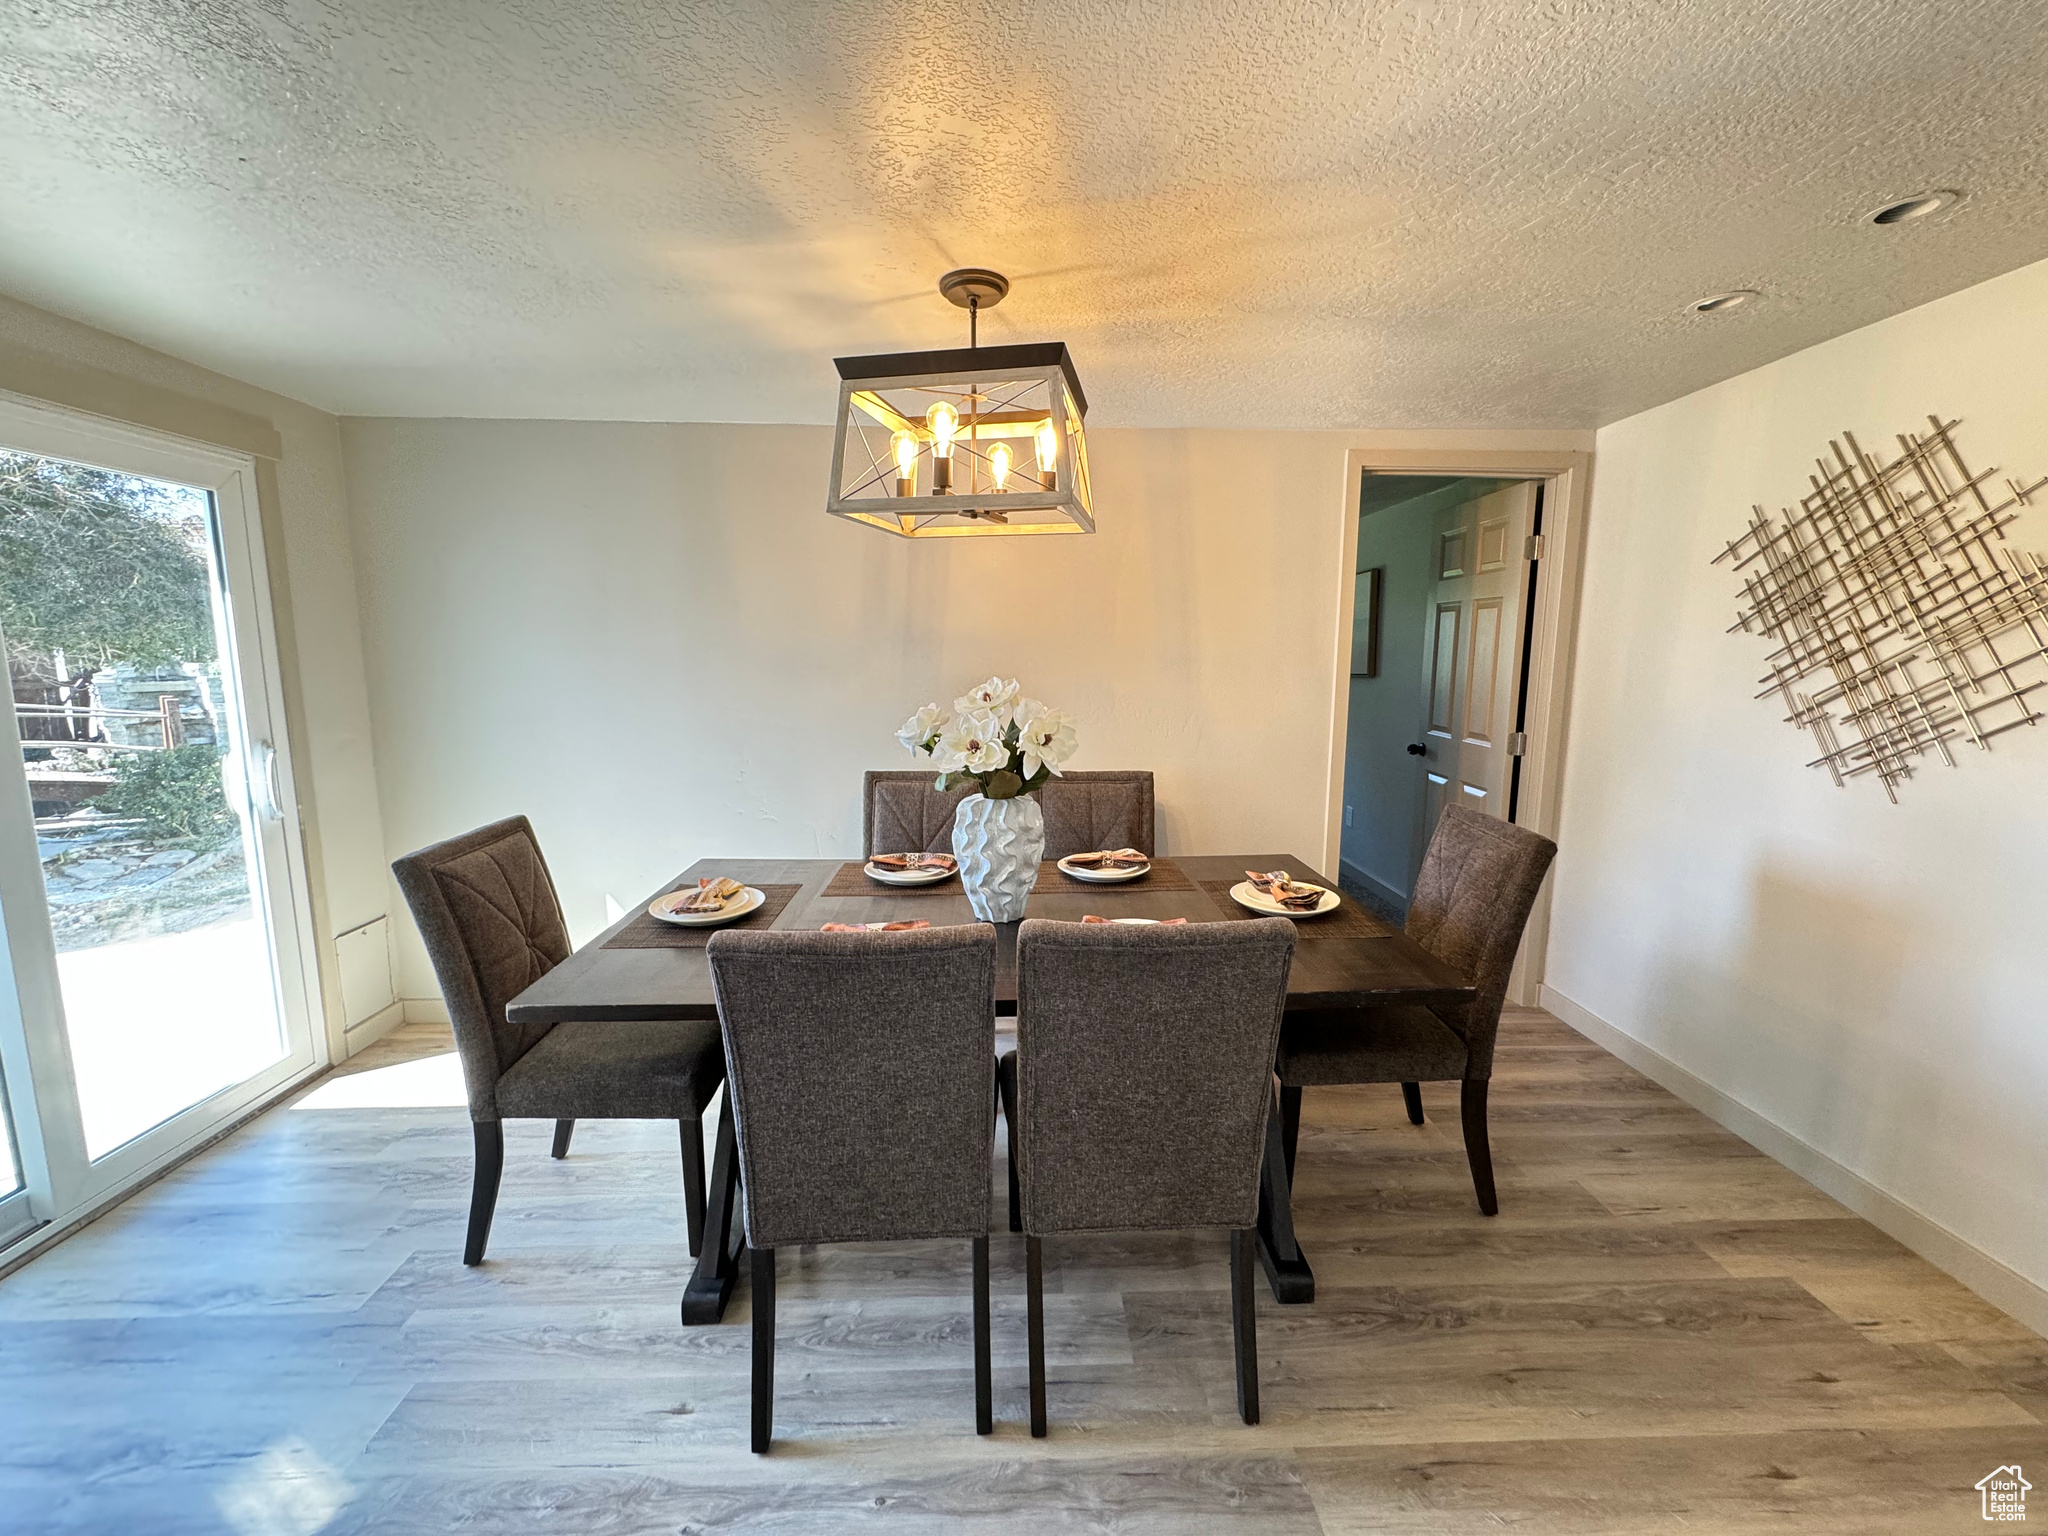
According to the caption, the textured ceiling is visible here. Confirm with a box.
[1,0,2043,427]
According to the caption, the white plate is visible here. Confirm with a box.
[1228,879,1341,918]
[650,885,766,927]
[863,860,956,886]
[1057,856,1152,883]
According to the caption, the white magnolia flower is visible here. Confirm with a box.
[897,703,948,756]
[1013,699,1078,778]
[953,676,1020,723]
[932,711,1010,775]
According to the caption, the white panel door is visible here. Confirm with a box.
[1410,483,1537,874]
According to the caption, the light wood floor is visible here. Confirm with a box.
[3,1007,2043,1533]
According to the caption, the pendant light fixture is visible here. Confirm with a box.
[825,269,1094,538]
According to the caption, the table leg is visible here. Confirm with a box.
[680,1089,747,1325]
[1255,1083,1314,1304]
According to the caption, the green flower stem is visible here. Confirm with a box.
[932,746,1051,800]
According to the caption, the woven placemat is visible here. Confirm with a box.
[602,884,805,949]
[1195,878,1394,940]
[1036,857,1194,892]
[822,860,961,897]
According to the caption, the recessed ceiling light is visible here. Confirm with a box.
[1866,190,1963,225]
[1689,290,1757,315]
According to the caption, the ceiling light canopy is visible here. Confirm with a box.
[1865,189,1964,226]
[825,271,1093,539]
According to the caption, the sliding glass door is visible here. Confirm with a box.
[0,394,320,1248]
[0,1061,25,1247]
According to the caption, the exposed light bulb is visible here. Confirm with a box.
[892,429,918,497]
[1034,419,1058,491]
[927,401,959,492]
[989,441,1012,492]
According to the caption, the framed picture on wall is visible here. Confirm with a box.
[1352,567,1383,677]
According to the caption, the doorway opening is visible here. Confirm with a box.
[1324,447,1589,1004]
[1337,473,1544,921]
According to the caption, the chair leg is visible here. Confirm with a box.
[550,1118,575,1158]
[1026,1234,1047,1438]
[1460,1079,1498,1216]
[1278,1085,1302,1185]
[997,1053,1021,1234]
[751,1245,775,1453]
[1230,1227,1259,1425]
[1401,1082,1425,1125]
[680,1118,707,1258]
[972,1235,992,1435]
[464,1121,504,1266]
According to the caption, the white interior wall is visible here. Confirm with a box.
[0,294,394,1057]
[1547,257,2048,1319]
[339,420,1590,1000]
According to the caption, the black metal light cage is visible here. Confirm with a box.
[825,342,1093,538]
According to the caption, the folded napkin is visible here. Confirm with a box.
[1081,914,1187,925]
[1246,869,1327,911]
[680,876,745,913]
[868,852,957,871]
[1064,848,1150,870]
[821,920,933,932]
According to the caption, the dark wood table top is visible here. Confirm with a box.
[505,854,1475,1025]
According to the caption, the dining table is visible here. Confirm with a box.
[505,852,1477,1325]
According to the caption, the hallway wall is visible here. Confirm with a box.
[1340,485,1446,901]
[1545,256,2048,1325]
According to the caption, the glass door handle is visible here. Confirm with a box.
[253,741,284,821]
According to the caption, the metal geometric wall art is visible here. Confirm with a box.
[1714,416,2048,800]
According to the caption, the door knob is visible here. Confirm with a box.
[1406,743,1426,756]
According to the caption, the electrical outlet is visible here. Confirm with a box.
[1343,804,1354,827]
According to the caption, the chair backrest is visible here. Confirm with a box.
[862,768,1156,859]
[862,770,971,856]
[1012,917,1296,1234]
[1037,771,1155,860]
[706,924,998,1248]
[391,816,570,1121]
[1406,805,1558,1075]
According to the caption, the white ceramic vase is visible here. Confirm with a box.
[951,792,1045,923]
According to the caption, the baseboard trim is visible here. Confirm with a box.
[401,997,450,1026]
[1337,858,1408,914]
[341,999,405,1056]
[1541,984,2048,1337]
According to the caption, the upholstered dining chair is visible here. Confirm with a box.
[998,917,1296,1435]
[393,817,727,1266]
[704,923,998,1454]
[862,769,1155,861]
[861,770,970,856]
[1037,770,1155,861]
[1274,805,1556,1217]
